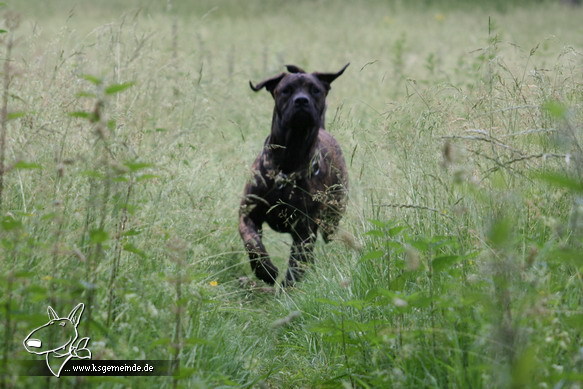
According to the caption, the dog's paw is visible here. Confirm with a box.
[238,276,277,294]
[253,260,279,285]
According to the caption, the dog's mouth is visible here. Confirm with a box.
[285,107,317,128]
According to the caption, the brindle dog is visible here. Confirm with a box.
[239,64,349,286]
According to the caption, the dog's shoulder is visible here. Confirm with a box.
[241,149,274,198]
[317,128,340,147]
[317,129,345,164]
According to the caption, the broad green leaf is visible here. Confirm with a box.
[364,229,384,237]
[124,161,154,172]
[105,82,135,95]
[122,228,142,237]
[69,111,97,122]
[183,337,211,345]
[174,367,196,380]
[151,338,171,347]
[545,248,582,267]
[432,255,461,272]
[487,216,513,248]
[343,299,367,310]
[407,292,432,308]
[384,240,404,251]
[409,239,430,252]
[542,100,567,119]
[76,91,97,98]
[360,250,384,261]
[81,74,103,85]
[532,170,583,192]
[388,225,407,237]
[123,243,147,258]
[13,161,42,170]
[511,346,537,388]
[1,216,22,231]
[15,271,35,278]
[89,228,109,244]
[368,219,390,229]
[7,112,26,120]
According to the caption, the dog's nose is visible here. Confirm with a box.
[293,95,309,107]
[26,339,42,348]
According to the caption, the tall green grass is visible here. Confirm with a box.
[0,1,581,388]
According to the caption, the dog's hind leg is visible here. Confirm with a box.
[283,225,317,287]
[319,182,348,243]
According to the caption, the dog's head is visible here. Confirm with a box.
[250,64,349,132]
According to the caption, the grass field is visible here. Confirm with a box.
[1,0,582,387]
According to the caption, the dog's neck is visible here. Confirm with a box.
[266,112,321,174]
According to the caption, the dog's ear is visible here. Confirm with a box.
[68,303,85,327]
[47,306,59,321]
[249,73,286,97]
[313,63,350,91]
[285,64,306,74]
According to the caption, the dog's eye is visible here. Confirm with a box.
[281,87,292,96]
[310,86,321,95]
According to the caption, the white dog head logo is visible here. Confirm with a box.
[23,303,91,377]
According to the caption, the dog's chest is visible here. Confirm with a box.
[263,178,318,233]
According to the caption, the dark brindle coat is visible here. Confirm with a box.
[239,64,349,286]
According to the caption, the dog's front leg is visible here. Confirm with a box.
[239,213,279,285]
[283,226,318,287]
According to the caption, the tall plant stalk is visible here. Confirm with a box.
[0,15,16,210]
